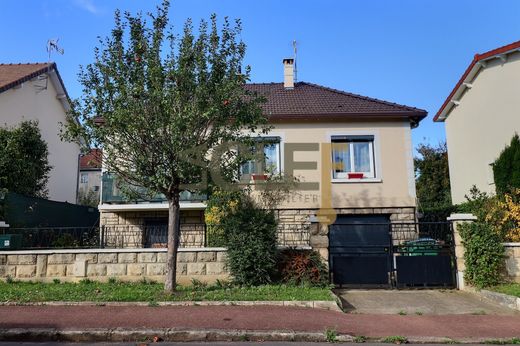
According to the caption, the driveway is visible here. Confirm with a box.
[334,289,518,315]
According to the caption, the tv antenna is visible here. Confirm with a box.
[47,38,64,62]
[293,40,298,82]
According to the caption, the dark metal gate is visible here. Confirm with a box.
[329,217,455,288]
[329,215,392,288]
[392,222,455,288]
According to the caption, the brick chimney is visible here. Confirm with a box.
[283,58,294,89]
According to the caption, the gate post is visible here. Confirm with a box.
[447,213,477,290]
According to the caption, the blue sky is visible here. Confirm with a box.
[1,0,520,149]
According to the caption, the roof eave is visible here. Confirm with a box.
[269,111,427,121]
[435,40,520,122]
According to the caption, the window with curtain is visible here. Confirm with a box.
[331,135,375,179]
[241,137,281,178]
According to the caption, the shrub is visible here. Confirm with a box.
[223,198,278,286]
[204,188,243,247]
[277,249,328,286]
[418,204,460,222]
[459,222,505,288]
[493,133,520,196]
[459,186,520,242]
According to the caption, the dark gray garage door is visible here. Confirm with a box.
[329,215,391,287]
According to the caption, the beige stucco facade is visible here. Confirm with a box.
[443,52,520,204]
[0,73,80,203]
[265,120,416,210]
[99,118,418,242]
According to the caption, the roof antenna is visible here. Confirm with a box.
[293,40,298,83]
[47,38,64,62]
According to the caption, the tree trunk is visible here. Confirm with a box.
[164,191,181,293]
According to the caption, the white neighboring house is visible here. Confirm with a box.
[78,149,102,203]
[0,63,80,203]
[435,40,520,204]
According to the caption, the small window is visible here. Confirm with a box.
[93,185,100,192]
[331,135,375,179]
[80,173,88,184]
[241,137,281,178]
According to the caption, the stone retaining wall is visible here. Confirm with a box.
[504,243,520,283]
[0,248,228,284]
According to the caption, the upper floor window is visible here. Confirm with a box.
[331,135,375,179]
[80,173,89,184]
[241,136,281,178]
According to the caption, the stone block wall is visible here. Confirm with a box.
[504,244,520,283]
[0,248,228,284]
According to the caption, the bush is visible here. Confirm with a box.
[223,198,278,286]
[277,249,328,286]
[204,189,243,247]
[418,204,460,222]
[459,222,505,288]
[459,186,520,242]
[493,134,520,196]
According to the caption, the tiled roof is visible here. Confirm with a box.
[0,63,55,93]
[80,149,102,170]
[245,82,427,120]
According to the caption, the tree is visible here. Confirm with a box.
[0,120,51,198]
[63,1,267,292]
[414,142,451,209]
[493,133,520,196]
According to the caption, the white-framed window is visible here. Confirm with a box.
[241,136,281,178]
[80,173,89,184]
[331,135,375,179]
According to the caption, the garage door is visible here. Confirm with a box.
[329,215,391,287]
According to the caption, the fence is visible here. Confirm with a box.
[1,223,312,249]
[1,227,100,249]
[101,224,207,248]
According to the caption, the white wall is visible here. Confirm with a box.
[445,52,520,204]
[0,76,80,203]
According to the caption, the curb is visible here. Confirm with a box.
[0,300,342,312]
[0,328,350,343]
[0,328,513,343]
[474,289,520,311]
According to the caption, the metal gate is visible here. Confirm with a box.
[329,215,392,288]
[329,217,455,288]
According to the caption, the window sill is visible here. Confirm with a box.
[331,178,382,184]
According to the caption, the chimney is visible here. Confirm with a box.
[283,58,295,89]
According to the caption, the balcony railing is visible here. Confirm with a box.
[101,173,207,204]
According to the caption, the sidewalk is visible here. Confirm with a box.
[1,305,520,341]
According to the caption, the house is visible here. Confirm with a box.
[78,149,102,204]
[434,40,520,204]
[0,63,80,203]
[99,58,427,255]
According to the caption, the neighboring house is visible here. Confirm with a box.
[434,40,520,204]
[78,149,102,203]
[0,63,80,203]
[99,58,427,252]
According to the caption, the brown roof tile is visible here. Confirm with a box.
[0,63,56,93]
[80,149,102,170]
[245,82,427,121]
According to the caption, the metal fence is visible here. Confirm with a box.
[1,223,312,250]
[100,224,207,248]
[1,227,100,249]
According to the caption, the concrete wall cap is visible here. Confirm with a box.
[503,242,520,247]
[0,247,227,255]
[447,213,477,221]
